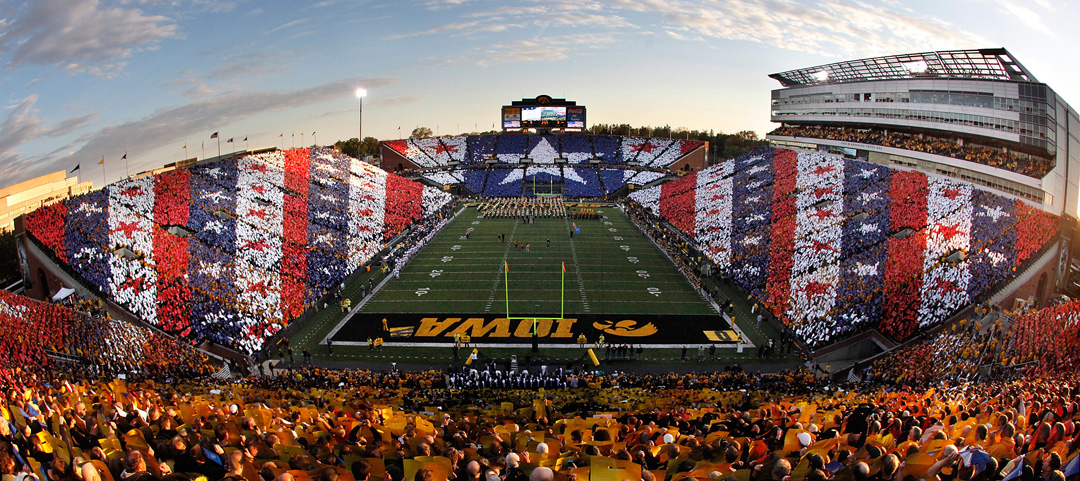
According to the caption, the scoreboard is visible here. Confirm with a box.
[502,95,585,131]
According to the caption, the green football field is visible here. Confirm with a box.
[358,206,717,317]
[280,204,800,368]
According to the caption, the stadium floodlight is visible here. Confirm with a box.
[812,70,830,82]
[355,88,367,151]
[902,60,929,74]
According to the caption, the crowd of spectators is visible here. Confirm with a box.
[385,135,702,170]
[24,148,452,354]
[0,290,214,385]
[769,126,1054,178]
[0,344,1077,481]
[628,146,1059,347]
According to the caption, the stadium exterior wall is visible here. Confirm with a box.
[380,143,420,173]
[668,141,708,172]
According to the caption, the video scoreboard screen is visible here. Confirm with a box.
[502,96,585,131]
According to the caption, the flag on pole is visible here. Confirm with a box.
[210,132,219,139]
[562,262,566,272]
[279,133,283,138]
[98,158,104,165]
[70,164,80,173]
[505,262,509,273]
[121,153,127,160]
[243,137,248,142]
[227,138,234,143]
[312,132,316,136]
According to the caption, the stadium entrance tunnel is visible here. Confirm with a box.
[330,313,736,346]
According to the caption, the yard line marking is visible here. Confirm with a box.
[563,216,590,313]
[484,219,520,312]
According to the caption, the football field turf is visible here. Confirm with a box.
[359,206,717,317]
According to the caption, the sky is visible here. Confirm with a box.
[0,0,1077,190]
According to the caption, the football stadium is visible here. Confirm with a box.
[3,48,1080,481]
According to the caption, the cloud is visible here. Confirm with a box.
[0,96,98,185]
[209,50,300,80]
[0,0,177,73]
[476,33,616,65]
[981,0,1054,36]
[65,77,397,178]
[608,0,985,58]
[265,18,308,35]
[371,96,423,108]
[383,20,515,40]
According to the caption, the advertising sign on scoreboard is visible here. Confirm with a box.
[567,107,585,129]
[502,107,521,129]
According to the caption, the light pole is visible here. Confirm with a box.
[355,88,367,156]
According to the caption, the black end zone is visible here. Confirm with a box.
[331,313,735,345]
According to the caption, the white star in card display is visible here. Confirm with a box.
[74,202,103,215]
[743,235,762,246]
[859,168,876,178]
[858,223,880,234]
[747,165,767,176]
[860,192,880,203]
[988,251,1006,265]
[854,262,879,276]
[199,261,224,278]
[981,205,1007,222]
[528,138,558,163]
[744,195,761,204]
[316,233,336,245]
[203,191,227,202]
[203,220,226,234]
[499,167,587,185]
[747,214,765,223]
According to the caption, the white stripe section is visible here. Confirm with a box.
[627,185,660,216]
[347,158,387,272]
[107,177,157,324]
[694,159,734,269]
[422,185,453,217]
[234,153,286,349]
[787,152,844,342]
[919,178,973,326]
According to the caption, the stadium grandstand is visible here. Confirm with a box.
[3,56,1080,481]
[379,134,706,197]
[765,48,1080,219]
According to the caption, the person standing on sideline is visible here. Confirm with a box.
[546,238,550,248]
[326,338,333,355]
[681,346,688,362]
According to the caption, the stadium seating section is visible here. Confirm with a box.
[0,286,1077,481]
[23,148,453,353]
[629,147,1058,346]
[0,290,213,383]
[769,125,1055,178]
[385,135,705,196]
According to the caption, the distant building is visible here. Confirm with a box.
[0,171,93,232]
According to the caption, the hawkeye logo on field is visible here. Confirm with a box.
[592,320,658,337]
